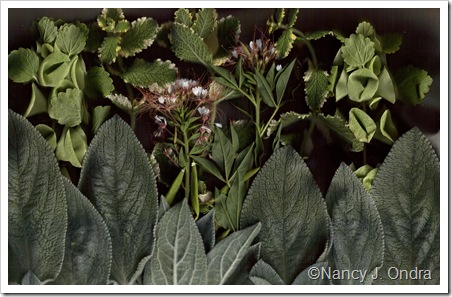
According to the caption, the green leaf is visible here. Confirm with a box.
[275,28,296,59]
[84,66,115,99]
[38,17,57,43]
[371,128,440,284]
[255,70,276,107]
[341,34,375,67]
[375,109,399,144]
[275,58,296,105]
[122,58,177,88]
[55,125,87,168]
[49,88,84,127]
[55,24,86,56]
[171,23,212,64]
[335,68,349,101]
[37,51,71,87]
[193,8,217,39]
[106,93,132,113]
[249,260,285,285]
[304,68,330,111]
[291,262,331,285]
[191,155,225,183]
[21,271,42,285]
[92,105,111,134]
[35,124,57,151]
[275,8,285,26]
[326,164,384,285]
[85,22,105,53]
[348,108,376,143]
[240,146,330,284]
[380,33,403,54]
[286,8,299,27]
[367,55,382,76]
[119,17,158,58]
[8,48,39,83]
[78,115,159,284]
[196,209,216,254]
[102,8,125,22]
[69,55,86,90]
[113,20,131,33]
[143,200,207,285]
[376,66,396,103]
[395,65,433,105]
[207,223,261,285]
[355,21,375,37]
[303,30,333,41]
[8,110,67,284]
[99,35,120,64]
[347,68,379,102]
[174,8,193,27]
[52,178,112,285]
[24,83,47,118]
[212,126,234,181]
[216,16,241,59]
[317,114,364,152]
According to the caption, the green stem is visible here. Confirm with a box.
[255,92,261,135]
[183,129,191,200]
[300,115,316,157]
[281,25,319,68]
[261,106,281,138]
[130,111,137,131]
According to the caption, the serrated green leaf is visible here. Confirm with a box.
[255,70,276,107]
[326,163,384,285]
[196,209,216,254]
[395,65,433,105]
[341,34,375,67]
[8,110,67,284]
[106,93,132,113]
[304,69,330,111]
[317,114,364,152]
[38,17,57,43]
[92,105,111,134]
[35,124,56,151]
[380,33,403,54]
[355,21,375,37]
[113,20,130,33]
[286,8,299,27]
[78,115,159,284]
[8,48,39,83]
[249,259,285,285]
[122,58,177,88]
[55,24,86,56]
[275,28,296,59]
[99,35,120,64]
[371,128,440,284]
[266,111,310,139]
[171,23,212,64]
[52,178,112,285]
[347,68,379,102]
[291,262,332,285]
[119,17,158,58]
[55,125,87,168]
[174,8,193,27]
[193,8,217,39]
[102,8,124,22]
[37,51,71,87]
[143,200,207,285]
[207,223,261,285]
[275,58,296,105]
[84,66,115,99]
[49,88,84,127]
[240,146,330,284]
[348,108,376,143]
[275,8,285,26]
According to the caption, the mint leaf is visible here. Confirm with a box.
[38,17,57,43]
[84,66,114,99]
[55,126,87,168]
[304,68,330,111]
[55,24,86,56]
[174,8,193,27]
[349,108,376,143]
[275,28,296,59]
[395,65,433,105]
[193,8,217,39]
[113,20,130,33]
[50,88,84,127]
[99,35,120,64]
[8,48,39,83]
[341,34,375,67]
[122,58,177,88]
[171,23,213,64]
[119,17,158,58]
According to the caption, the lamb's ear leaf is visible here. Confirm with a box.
[225,242,261,285]
[21,271,42,285]
[143,200,207,285]
[240,146,330,284]
[371,128,440,285]
[249,260,285,285]
[207,223,261,285]
[52,178,112,285]
[78,115,158,285]
[291,262,331,285]
[326,163,384,285]
[196,209,216,253]
[8,109,67,284]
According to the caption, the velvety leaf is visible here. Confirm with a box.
[122,58,177,88]
[275,28,296,59]
[326,164,384,285]
[84,66,115,99]
[341,34,375,67]
[207,223,261,284]
[99,35,120,64]
[92,105,111,134]
[316,114,364,152]
[8,110,67,284]
[196,209,216,253]
[376,66,396,103]
[55,125,87,168]
[275,59,296,105]
[291,262,331,285]
[171,23,212,64]
[8,48,39,83]
[395,65,433,105]
[144,201,207,285]
[249,260,285,285]
[55,24,86,56]
[348,108,376,143]
[174,8,193,27]
[347,68,379,102]
[37,51,71,87]
[240,146,330,284]
[193,8,217,39]
[225,243,261,285]
[21,271,42,285]
[24,83,47,118]
[52,178,112,285]
[38,17,57,43]
[49,88,84,127]
[119,17,158,57]
[371,128,440,285]
[304,68,330,111]
[35,124,57,151]
[78,115,159,284]
[380,33,403,54]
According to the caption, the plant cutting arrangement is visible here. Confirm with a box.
[8,8,440,287]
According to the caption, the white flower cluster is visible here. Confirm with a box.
[192,86,208,97]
